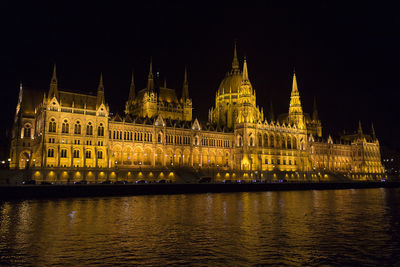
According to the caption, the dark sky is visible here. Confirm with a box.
[1,1,399,149]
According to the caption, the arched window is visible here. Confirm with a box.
[60,149,67,158]
[23,124,31,138]
[249,137,254,147]
[270,135,274,148]
[287,137,292,149]
[49,118,56,133]
[98,123,104,136]
[73,150,80,158]
[87,122,93,135]
[74,121,81,134]
[276,135,281,148]
[47,148,54,157]
[85,150,91,159]
[258,134,262,147]
[158,133,162,143]
[62,120,69,133]
[97,151,103,159]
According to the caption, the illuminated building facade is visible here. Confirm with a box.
[9,45,385,182]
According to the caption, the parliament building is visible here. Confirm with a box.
[9,44,385,182]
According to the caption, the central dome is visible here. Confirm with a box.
[218,70,242,94]
[217,69,253,95]
[217,42,253,95]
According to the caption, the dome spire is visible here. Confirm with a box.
[232,40,239,70]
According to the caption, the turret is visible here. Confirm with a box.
[48,64,59,99]
[96,73,105,109]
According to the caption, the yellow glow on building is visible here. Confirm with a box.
[8,44,384,183]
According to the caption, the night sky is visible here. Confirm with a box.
[1,1,399,150]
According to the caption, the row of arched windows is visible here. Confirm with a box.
[110,130,153,142]
[49,149,104,159]
[237,134,299,149]
[201,138,230,147]
[49,119,104,136]
[264,158,297,165]
[257,134,298,149]
[166,135,191,145]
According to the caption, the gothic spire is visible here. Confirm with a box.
[147,57,154,91]
[358,120,363,135]
[289,71,303,111]
[292,71,298,94]
[128,71,135,101]
[371,122,376,139]
[312,97,319,121]
[232,41,239,70]
[288,70,304,128]
[98,72,104,91]
[182,67,189,100]
[48,63,58,99]
[96,72,105,108]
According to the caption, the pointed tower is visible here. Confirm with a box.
[182,67,189,100]
[312,97,319,121]
[371,122,376,140]
[147,58,154,91]
[96,73,105,109]
[48,64,59,99]
[128,72,135,102]
[232,41,239,70]
[288,71,305,128]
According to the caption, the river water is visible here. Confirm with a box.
[1,188,400,266]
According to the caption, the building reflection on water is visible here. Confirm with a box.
[0,189,400,265]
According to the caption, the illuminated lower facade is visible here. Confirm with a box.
[9,45,385,182]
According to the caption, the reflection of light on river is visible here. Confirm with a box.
[0,189,398,266]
